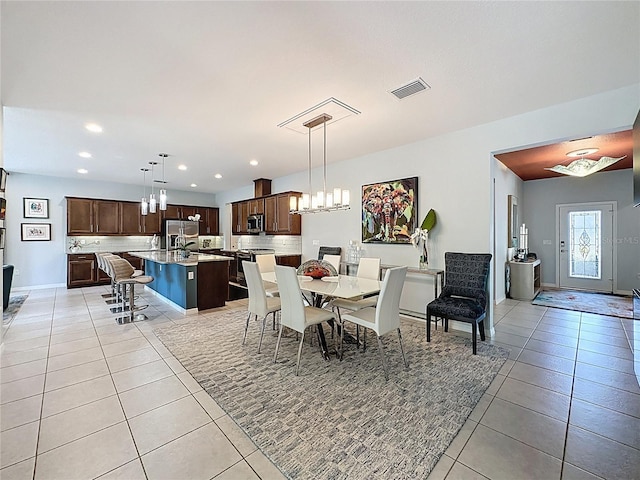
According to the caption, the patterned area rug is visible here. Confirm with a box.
[154,309,509,479]
[3,295,28,325]
[532,289,633,319]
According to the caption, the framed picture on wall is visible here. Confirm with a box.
[0,228,5,249]
[21,223,51,241]
[362,176,418,244]
[0,198,5,221]
[24,197,49,219]
[0,169,7,192]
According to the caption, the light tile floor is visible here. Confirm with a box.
[1,287,638,479]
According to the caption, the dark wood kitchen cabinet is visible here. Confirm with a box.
[232,202,249,234]
[94,200,120,234]
[248,198,264,215]
[67,254,97,288]
[142,209,162,234]
[67,198,95,234]
[265,193,301,235]
[120,201,143,234]
[195,207,219,235]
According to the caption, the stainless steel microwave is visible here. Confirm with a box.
[247,214,264,233]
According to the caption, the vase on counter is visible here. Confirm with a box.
[419,234,429,269]
[70,246,80,253]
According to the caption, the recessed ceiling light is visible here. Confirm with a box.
[178,164,187,171]
[249,160,259,166]
[77,168,88,174]
[566,148,599,157]
[78,151,92,158]
[214,173,222,179]
[85,123,103,133]
[190,183,197,188]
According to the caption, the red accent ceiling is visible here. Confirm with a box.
[495,130,633,181]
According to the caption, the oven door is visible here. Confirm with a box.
[236,253,251,286]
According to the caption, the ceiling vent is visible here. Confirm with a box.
[390,77,430,100]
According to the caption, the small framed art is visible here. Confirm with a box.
[21,223,51,241]
[24,198,49,219]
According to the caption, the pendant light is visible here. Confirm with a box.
[140,168,149,216]
[158,153,168,210]
[148,161,158,213]
[290,113,350,214]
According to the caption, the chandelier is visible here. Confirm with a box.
[545,148,626,177]
[290,113,350,214]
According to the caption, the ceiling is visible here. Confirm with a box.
[2,1,639,194]
[495,129,633,181]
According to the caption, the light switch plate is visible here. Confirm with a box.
[188,272,194,280]
[543,240,552,245]
[313,240,320,246]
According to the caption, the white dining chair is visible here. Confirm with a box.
[273,265,336,375]
[331,257,381,343]
[255,253,279,297]
[323,254,341,274]
[243,261,281,353]
[341,266,408,380]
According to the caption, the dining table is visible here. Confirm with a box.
[261,272,381,359]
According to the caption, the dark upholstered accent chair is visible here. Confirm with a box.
[426,253,492,354]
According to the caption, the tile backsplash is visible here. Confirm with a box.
[231,235,302,254]
[66,235,223,254]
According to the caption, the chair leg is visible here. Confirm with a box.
[242,312,251,345]
[339,320,345,361]
[426,309,431,342]
[397,328,408,368]
[444,317,449,332]
[376,335,389,381]
[363,328,367,352]
[258,315,267,353]
[273,324,284,363]
[295,331,306,376]
[472,322,477,355]
[479,319,486,341]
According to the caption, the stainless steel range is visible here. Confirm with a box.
[236,249,275,286]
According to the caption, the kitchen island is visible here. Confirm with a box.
[129,251,233,312]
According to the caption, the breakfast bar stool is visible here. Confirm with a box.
[115,275,154,324]
[106,257,153,324]
[96,253,120,301]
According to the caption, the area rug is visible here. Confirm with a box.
[532,289,633,319]
[154,309,509,479]
[2,295,28,325]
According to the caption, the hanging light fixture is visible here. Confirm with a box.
[140,168,149,216]
[158,153,168,210]
[148,161,158,213]
[544,148,626,177]
[290,113,350,214]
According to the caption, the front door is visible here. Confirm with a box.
[558,202,615,292]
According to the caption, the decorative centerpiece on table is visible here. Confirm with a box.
[410,208,437,269]
[297,259,338,279]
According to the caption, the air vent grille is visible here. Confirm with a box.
[390,77,430,100]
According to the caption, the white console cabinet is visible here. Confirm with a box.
[509,259,541,301]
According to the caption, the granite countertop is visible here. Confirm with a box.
[128,251,234,266]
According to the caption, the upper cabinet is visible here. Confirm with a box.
[66,197,217,236]
[247,198,264,215]
[67,198,95,234]
[120,201,142,234]
[264,192,301,235]
[231,202,249,235]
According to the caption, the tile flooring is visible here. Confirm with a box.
[1,287,638,479]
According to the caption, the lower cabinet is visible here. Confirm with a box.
[67,252,145,288]
[276,254,302,268]
[67,254,96,288]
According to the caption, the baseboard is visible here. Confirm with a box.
[541,282,557,288]
[12,283,66,292]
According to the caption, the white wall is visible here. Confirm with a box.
[217,84,640,334]
[493,160,524,303]
[523,169,639,293]
[5,173,218,288]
